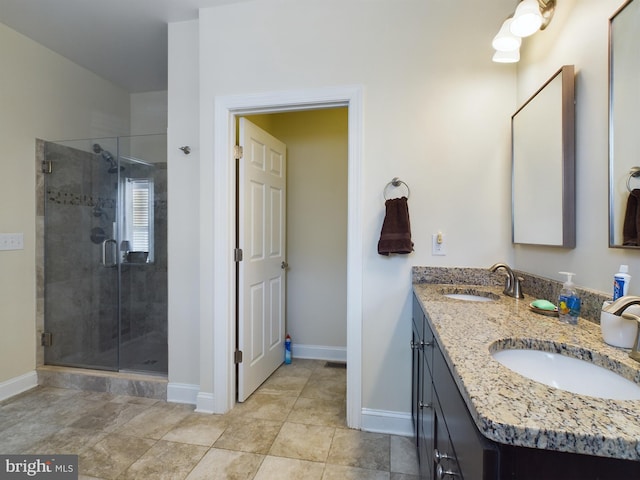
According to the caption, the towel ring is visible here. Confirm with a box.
[627,167,640,192]
[383,177,410,200]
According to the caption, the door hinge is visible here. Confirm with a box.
[41,160,52,174]
[234,350,243,364]
[41,332,52,347]
[234,145,243,160]
[234,248,243,262]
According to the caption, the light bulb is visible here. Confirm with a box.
[492,19,522,52]
[510,0,543,37]
[492,49,520,63]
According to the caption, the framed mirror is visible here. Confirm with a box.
[609,0,640,248]
[512,65,576,247]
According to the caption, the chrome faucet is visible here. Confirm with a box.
[602,296,640,315]
[489,263,524,299]
[602,296,640,363]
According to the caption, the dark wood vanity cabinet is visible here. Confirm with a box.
[412,297,435,479]
[412,293,640,480]
[412,294,498,480]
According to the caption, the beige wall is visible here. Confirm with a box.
[131,91,168,136]
[176,0,516,414]
[247,109,349,351]
[0,22,130,386]
[167,20,201,391]
[515,0,634,293]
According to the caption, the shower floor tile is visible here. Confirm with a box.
[0,359,419,480]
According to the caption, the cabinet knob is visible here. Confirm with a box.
[436,464,459,479]
[434,449,454,462]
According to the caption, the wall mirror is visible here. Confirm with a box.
[512,65,576,247]
[609,0,640,248]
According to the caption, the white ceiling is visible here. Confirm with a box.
[0,0,243,92]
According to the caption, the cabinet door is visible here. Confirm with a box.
[412,295,424,435]
[421,313,436,479]
[411,323,422,434]
[419,359,434,479]
[433,342,499,480]
[434,398,462,480]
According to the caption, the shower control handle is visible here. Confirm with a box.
[102,239,117,267]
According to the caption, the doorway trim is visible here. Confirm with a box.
[204,85,363,429]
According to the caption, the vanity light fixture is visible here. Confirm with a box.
[491,0,556,63]
[492,49,520,63]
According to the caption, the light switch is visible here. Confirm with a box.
[432,232,446,256]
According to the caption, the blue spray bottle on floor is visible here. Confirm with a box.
[285,334,292,364]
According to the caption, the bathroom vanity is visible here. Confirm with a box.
[412,279,640,480]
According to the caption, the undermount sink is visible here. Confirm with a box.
[491,348,640,400]
[444,294,495,302]
[440,288,500,302]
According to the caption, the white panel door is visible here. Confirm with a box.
[237,118,287,402]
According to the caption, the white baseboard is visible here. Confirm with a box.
[0,371,38,402]
[195,391,216,413]
[292,344,347,362]
[361,408,413,437]
[167,382,199,405]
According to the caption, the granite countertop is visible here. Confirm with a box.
[413,282,640,461]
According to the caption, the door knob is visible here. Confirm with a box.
[281,261,289,270]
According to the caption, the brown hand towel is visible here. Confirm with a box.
[623,189,640,246]
[378,196,414,255]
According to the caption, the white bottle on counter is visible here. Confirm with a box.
[613,265,631,300]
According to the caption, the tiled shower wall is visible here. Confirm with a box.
[120,161,168,347]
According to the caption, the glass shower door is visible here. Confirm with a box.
[43,138,120,371]
[117,134,168,374]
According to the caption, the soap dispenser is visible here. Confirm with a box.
[558,272,581,325]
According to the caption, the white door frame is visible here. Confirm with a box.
[205,85,363,429]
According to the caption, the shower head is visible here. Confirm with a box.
[97,149,124,173]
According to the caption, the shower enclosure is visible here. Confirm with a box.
[42,135,167,375]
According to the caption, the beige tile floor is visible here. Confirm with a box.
[0,359,419,479]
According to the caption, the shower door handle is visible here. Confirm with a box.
[102,239,117,267]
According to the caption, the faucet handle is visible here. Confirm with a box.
[510,276,525,299]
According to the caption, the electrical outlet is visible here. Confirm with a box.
[432,232,446,256]
[0,233,24,251]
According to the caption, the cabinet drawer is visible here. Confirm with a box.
[412,295,424,341]
[422,312,434,375]
[433,343,499,480]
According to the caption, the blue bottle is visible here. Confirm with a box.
[558,272,580,325]
[284,334,292,364]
